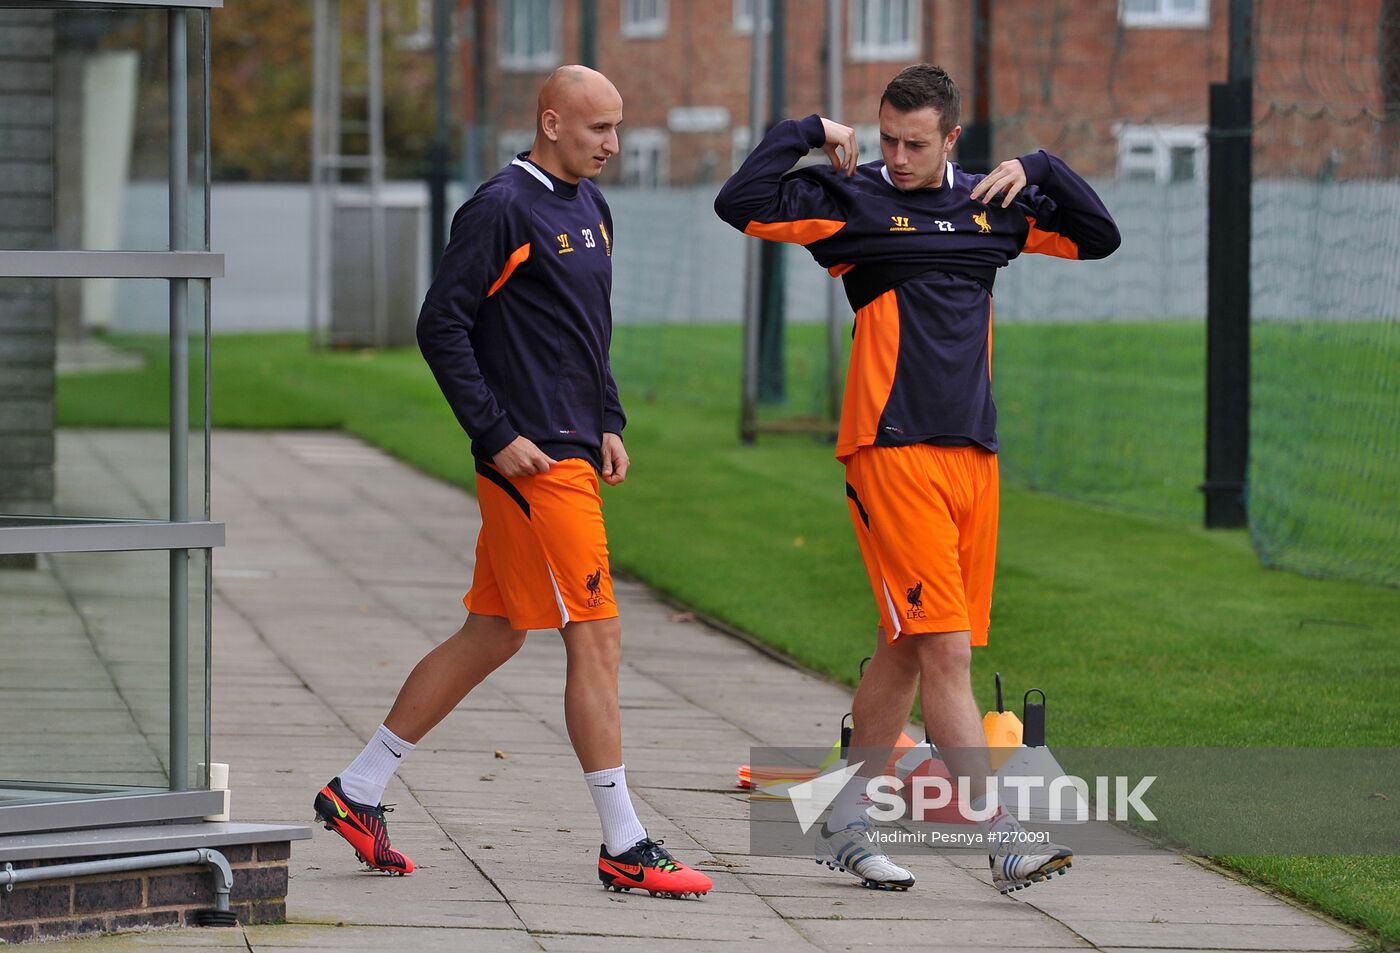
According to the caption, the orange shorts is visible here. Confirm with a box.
[464,458,617,630]
[843,444,999,646]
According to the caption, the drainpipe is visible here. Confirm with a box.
[3,849,234,925]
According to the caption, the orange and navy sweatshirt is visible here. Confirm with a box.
[417,156,625,469]
[714,114,1120,460]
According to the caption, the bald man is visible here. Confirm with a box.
[313,66,713,899]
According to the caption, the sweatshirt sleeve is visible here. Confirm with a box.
[415,189,524,457]
[1012,150,1121,261]
[713,114,849,245]
[602,358,626,436]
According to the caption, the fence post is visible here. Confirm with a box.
[1203,0,1254,529]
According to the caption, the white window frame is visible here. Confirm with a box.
[1116,124,1207,184]
[500,0,560,72]
[623,0,667,38]
[621,128,670,188]
[733,0,770,34]
[1118,0,1209,29]
[848,0,919,62]
[498,129,536,169]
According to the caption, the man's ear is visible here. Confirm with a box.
[541,109,561,142]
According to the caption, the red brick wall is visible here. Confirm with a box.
[457,0,1393,183]
[987,0,1389,179]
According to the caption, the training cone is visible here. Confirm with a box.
[982,672,1023,771]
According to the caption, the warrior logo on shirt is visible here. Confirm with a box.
[585,567,605,607]
[905,581,926,620]
[556,233,574,254]
[974,211,991,234]
[889,215,916,233]
[598,220,611,257]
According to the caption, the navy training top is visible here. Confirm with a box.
[714,115,1120,459]
[417,155,625,469]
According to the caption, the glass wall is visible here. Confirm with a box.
[0,1,219,828]
[0,277,209,523]
[0,548,209,803]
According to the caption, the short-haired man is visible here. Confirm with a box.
[715,63,1119,893]
[314,65,712,899]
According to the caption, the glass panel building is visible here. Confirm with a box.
[2,0,245,837]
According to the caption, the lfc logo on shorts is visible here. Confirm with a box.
[585,567,605,608]
[905,581,926,620]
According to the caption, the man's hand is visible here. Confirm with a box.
[492,436,555,477]
[970,158,1028,208]
[601,432,629,486]
[820,118,859,177]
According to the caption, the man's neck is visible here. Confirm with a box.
[524,148,579,186]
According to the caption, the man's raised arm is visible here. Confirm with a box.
[714,114,856,246]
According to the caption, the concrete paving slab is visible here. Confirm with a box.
[28,929,252,950]
[792,915,1091,948]
[507,899,809,943]
[1069,920,1360,951]
[534,936,821,953]
[763,891,1048,921]
[245,923,541,950]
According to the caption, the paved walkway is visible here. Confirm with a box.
[41,431,1363,952]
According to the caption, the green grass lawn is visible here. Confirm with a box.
[58,326,1400,943]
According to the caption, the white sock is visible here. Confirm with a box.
[584,765,648,855]
[826,774,873,831]
[975,801,1023,851]
[340,724,415,806]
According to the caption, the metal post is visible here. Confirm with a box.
[367,0,389,347]
[168,8,190,793]
[757,0,785,404]
[429,0,451,265]
[740,0,768,443]
[1203,0,1254,528]
[309,0,327,349]
[1228,0,1255,84]
[959,0,992,174]
[580,0,598,68]
[202,9,213,781]
[317,0,343,348]
[824,0,844,427]
[469,0,489,186]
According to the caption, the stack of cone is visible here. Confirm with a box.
[994,688,1088,824]
[739,729,921,796]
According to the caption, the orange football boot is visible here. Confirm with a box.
[598,837,712,898]
[313,777,414,875]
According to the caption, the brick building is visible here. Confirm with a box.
[459,0,1396,185]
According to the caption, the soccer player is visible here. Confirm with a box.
[314,65,712,900]
[715,64,1119,893]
